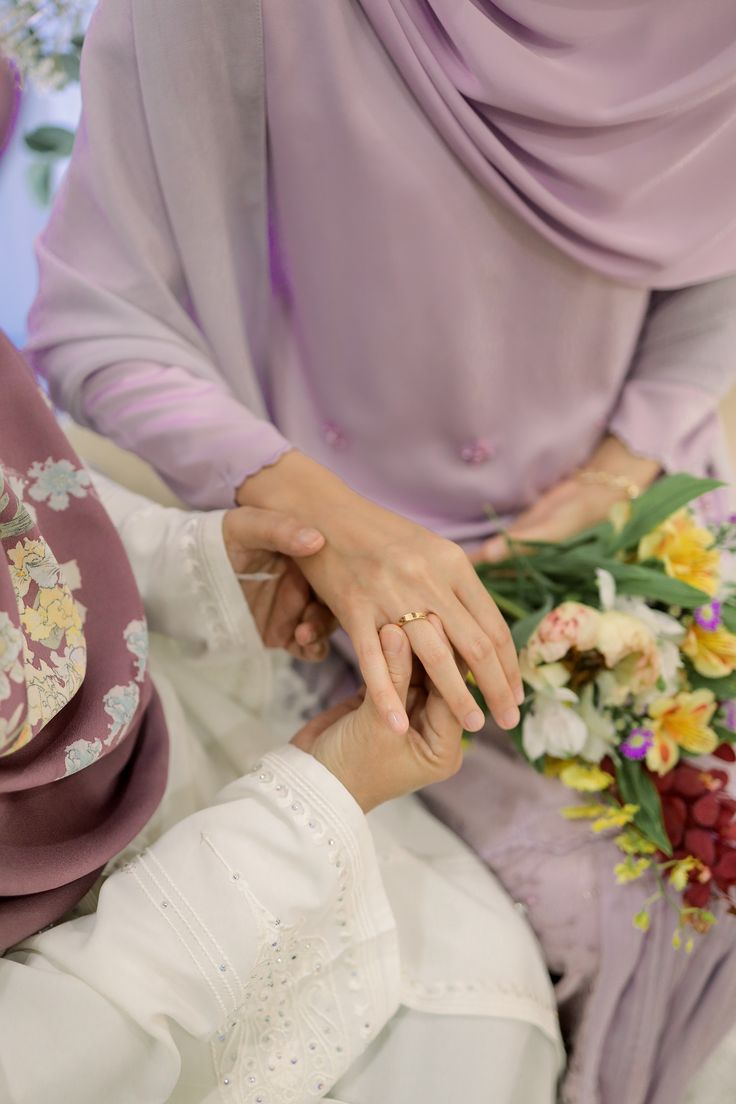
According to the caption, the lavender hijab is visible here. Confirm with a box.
[358,0,736,287]
[0,334,168,952]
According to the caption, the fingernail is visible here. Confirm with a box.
[388,710,407,733]
[464,709,485,733]
[296,527,322,548]
[515,685,525,706]
[501,707,520,730]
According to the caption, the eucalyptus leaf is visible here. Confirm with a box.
[56,51,81,84]
[616,759,672,857]
[609,473,722,554]
[26,161,53,206]
[24,125,76,158]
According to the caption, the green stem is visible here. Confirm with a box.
[483,585,530,621]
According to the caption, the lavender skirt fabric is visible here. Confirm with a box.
[422,729,736,1104]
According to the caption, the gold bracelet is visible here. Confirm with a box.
[574,468,641,501]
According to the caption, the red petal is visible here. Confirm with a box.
[684,881,712,908]
[685,828,716,867]
[713,849,736,883]
[707,770,729,790]
[662,796,687,847]
[653,771,676,794]
[720,823,736,842]
[692,794,720,828]
[672,766,707,799]
[714,744,736,763]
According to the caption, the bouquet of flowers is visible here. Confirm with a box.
[475,474,736,947]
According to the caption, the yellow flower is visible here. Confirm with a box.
[592,804,639,833]
[559,761,615,792]
[682,622,736,679]
[669,856,706,892]
[633,910,651,932]
[615,830,657,856]
[614,856,652,884]
[561,803,607,820]
[647,690,718,772]
[21,586,83,649]
[638,510,719,597]
[646,731,681,776]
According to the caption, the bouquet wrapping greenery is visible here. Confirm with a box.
[475,474,736,947]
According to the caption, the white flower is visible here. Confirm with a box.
[522,689,588,761]
[576,684,617,762]
[123,619,149,683]
[27,458,91,511]
[0,612,24,701]
[63,737,103,777]
[596,569,684,642]
[596,568,617,612]
[103,682,140,746]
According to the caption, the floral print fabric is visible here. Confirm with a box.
[0,334,169,951]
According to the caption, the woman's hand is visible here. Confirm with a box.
[238,452,523,736]
[474,435,661,563]
[222,505,336,661]
[292,620,463,812]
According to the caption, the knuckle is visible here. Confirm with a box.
[469,634,493,664]
[421,642,451,671]
[440,539,466,568]
[490,625,513,652]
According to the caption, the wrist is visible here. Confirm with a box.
[236,449,356,526]
[586,435,661,492]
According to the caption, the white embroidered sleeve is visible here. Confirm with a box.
[0,746,400,1103]
[91,472,258,654]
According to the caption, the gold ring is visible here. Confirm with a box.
[397,611,431,627]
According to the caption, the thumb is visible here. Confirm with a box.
[224,506,325,557]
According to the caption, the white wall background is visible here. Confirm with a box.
[0,82,79,346]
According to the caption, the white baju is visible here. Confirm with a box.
[0,475,563,1104]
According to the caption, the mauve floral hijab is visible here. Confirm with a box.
[359,0,736,286]
[0,333,168,952]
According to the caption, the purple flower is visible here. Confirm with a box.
[723,701,736,733]
[620,727,654,761]
[694,601,722,632]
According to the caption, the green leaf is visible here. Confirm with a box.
[510,599,553,650]
[56,51,81,84]
[527,550,709,608]
[713,722,736,746]
[721,604,736,634]
[609,473,722,554]
[24,125,76,158]
[616,758,672,857]
[684,659,736,700]
[481,584,530,622]
[607,563,709,608]
[26,161,53,206]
